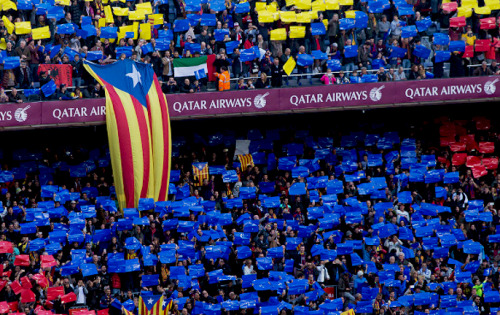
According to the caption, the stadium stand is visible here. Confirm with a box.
[0,106,499,315]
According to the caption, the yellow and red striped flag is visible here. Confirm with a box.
[162,298,173,315]
[192,162,209,186]
[238,154,254,171]
[138,295,164,315]
[83,60,171,209]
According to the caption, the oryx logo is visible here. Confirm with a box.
[484,79,498,95]
[369,85,385,102]
[14,105,31,122]
[254,92,269,109]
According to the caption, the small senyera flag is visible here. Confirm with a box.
[238,154,255,172]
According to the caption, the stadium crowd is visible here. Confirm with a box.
[2,0,500,99]
[0,112,500,315]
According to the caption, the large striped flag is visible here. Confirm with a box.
[192,162,209,186]
[162,298,173,315]
[83,59,171,209]
[139,295,164,315]
[238,154,254,171]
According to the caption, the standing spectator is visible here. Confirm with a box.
[15,40,31,62]
[72,54,83,87]
[270,58,284,88]
[378,15,390,41]
[17,61,34,89]
[232,49,245,79]
[74,280,88,305]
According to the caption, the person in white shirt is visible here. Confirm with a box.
[74,280,88,305]
[395,66,407,81]
[418,263,432,282]
[243,259,255,275]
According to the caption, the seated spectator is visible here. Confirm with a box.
[377,67,387,82]
[9,88,25,103]
[193,79,202,93]
[418,64,427,79]
[71,87,83,99]
[0,88,9,103]
[474,61,494,76]
[409,64,420,80]
[490,60,500,74]
[180,78,195,93]
[386,67,395,81]
[162,77,179,94]
[56,84,72,100]
[336,70,350,84]
[247,78,255,89]
[89,83,105,98]
[236,78,247,90]
[395,66,407,80]
[255,73,270,89]
[320,69,336,85]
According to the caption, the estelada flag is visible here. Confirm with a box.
[139,295,164,315]
[84,59,171,209]
[192,162,209,186]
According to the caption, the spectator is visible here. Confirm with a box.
[162,77,179,94]
[56,84,72,100]
[232,49,245,79]
[180,78,195,93]
[255,73,270,89]
[8,88,25,103]
[74,280,88,305]
[474,61,494,76]
[490,60,500,74]
[378,15,391,41]
[270,58,284,88]
[260,50,273,75]
[236,77,247,90]
[377,67,387,82]
[246,78,255,89]
[395,66,407,80]
[17,61,34,89]
[90,83,105,98]
[15,40,31,61]
[0,88,9,102]
[320,69,336,85]
[336,70,350,84]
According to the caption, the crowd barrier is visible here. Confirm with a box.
[1,76,499,129]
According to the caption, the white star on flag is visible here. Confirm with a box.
[162,300,166,307]
[147,298,154,305]
[126,64,142,88]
